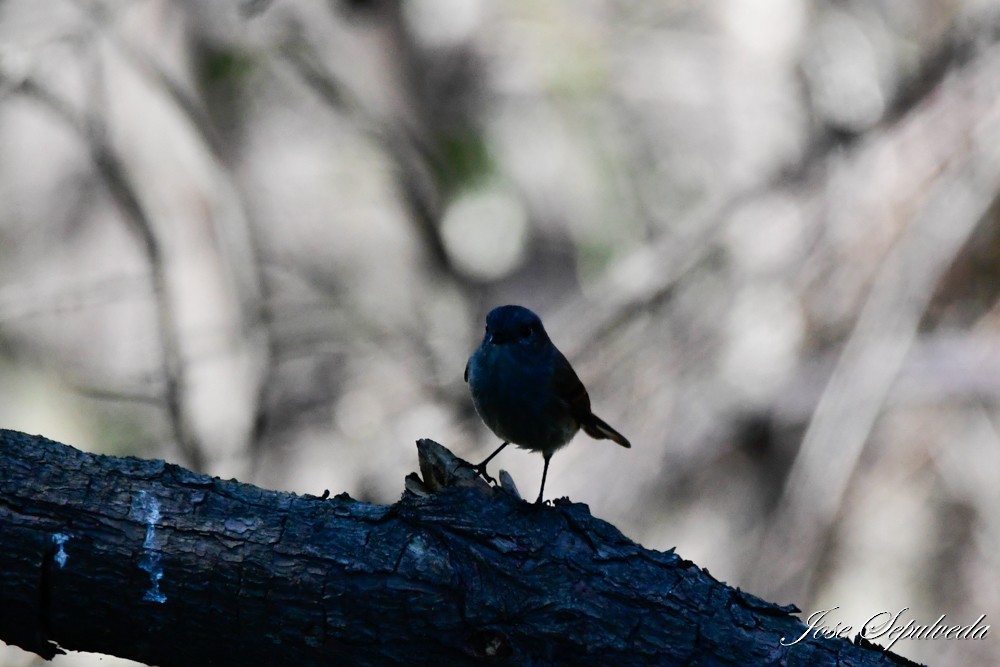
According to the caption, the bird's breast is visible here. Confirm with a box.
[467,343,578,452]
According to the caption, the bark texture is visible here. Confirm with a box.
[0,429,923,666]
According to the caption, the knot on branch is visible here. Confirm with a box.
[404,438,522,500]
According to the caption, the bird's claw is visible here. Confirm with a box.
[474,464,497,485]
[460,460,497,485]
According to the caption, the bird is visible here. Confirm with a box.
[464,304,631,504]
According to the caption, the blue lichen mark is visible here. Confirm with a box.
[52,533,70,568]
[132,490,168,603]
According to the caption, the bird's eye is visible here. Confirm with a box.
[519,324,533,339]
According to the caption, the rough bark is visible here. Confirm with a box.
[0,429,922,666]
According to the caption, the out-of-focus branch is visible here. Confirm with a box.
[72,0,228,158]
[560,7,1000,360]
[771,334,1000,423]
[753,43,1000,601]
[278,14,458,282]
[71,1,280,473]
[0,274,149,325]
[0,70,206,471]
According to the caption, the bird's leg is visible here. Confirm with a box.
[535,452,553,505]
[467,441,509,484]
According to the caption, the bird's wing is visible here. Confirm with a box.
[552,350,632,448]
[550,350,593,424]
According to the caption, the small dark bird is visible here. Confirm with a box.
[465,305,631,504]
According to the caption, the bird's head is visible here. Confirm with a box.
[482,305,550,351]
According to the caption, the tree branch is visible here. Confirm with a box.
[0,429,921,666]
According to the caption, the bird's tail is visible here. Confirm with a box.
[583,414,631,448]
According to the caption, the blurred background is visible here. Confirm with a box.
[2,1,999,665]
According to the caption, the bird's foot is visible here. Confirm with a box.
[511,497,550,514]
[460,460,497,485]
